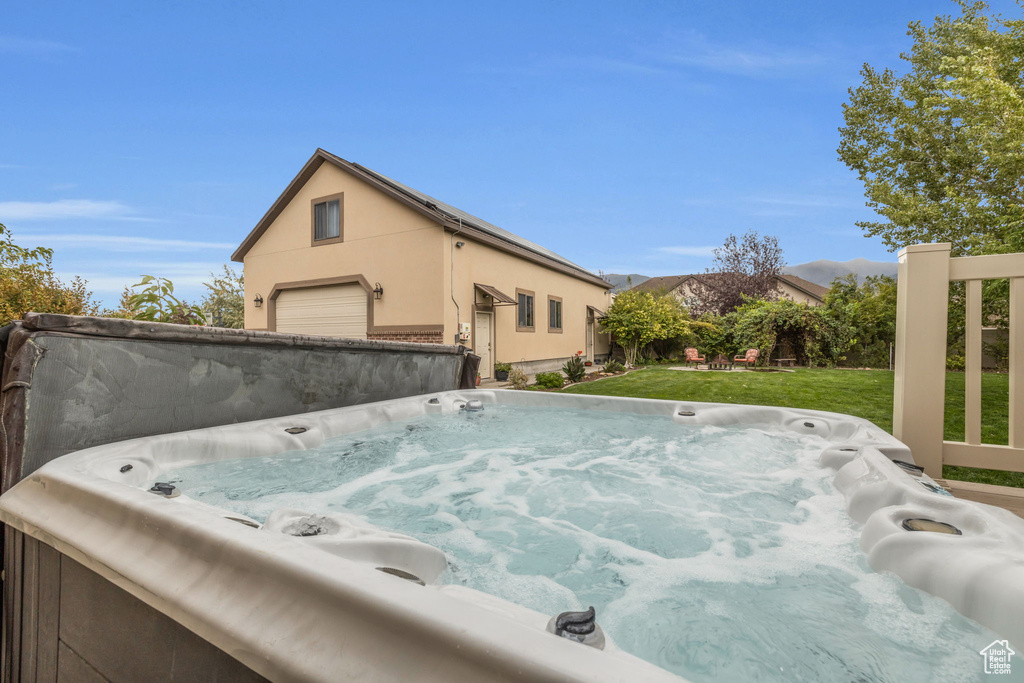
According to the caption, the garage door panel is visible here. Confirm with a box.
[275,284,368,338]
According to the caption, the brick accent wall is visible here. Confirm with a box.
[367,330,444,344]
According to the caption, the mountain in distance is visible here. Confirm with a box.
[604,258,897,292]
[603,273,650,292]
[782,258,898,287]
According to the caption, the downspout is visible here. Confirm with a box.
[450,219,462,345]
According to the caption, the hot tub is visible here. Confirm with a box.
[2,390,1022,682]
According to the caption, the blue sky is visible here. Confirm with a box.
[2,0,1018,306]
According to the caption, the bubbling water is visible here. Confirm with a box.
[164,405,999,682]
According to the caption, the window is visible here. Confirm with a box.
[314,200,340,240]
[311,193,344,245]
[516,289,535,331]
[548,296,562,332]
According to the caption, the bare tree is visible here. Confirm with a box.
[689,231,785,315]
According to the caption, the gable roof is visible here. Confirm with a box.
[630,275,690,294]
[776,274,829,301]
[232,149,610,289]
[629,272,829,302]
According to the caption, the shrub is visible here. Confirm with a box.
[689,312,732,359]
[0,222,99,323]
[562,351,586,382]
[731,298,850,367]
[535,372,565,389]
[603,359,625,373]
[494,362,512,373]
[506,367,528,390]
[128,276,206,325]
[823,274,896,368]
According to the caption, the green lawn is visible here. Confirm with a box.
[562,366,1022,488]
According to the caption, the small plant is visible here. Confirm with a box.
[562,350,586,383]
[494,361,512,381]
[535,371,565,389]
[506,367,528,390]
[603,359,625,373]
[128,276,206,325]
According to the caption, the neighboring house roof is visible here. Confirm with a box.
[232,148,610,289]
[776,274,829,302]
[628,272,829,302]
[630,275,690,293]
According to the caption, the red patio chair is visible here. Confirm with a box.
[684,347,705,367]
[733,348,759,367]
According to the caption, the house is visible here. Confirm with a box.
[232,149,612,378]
[630,272,829,308]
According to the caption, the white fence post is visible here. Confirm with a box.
[893,243,951,478]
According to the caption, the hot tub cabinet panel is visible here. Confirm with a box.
[0,313,479,492]
[3,529,267,683]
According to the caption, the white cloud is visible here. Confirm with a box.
[59,261,230,294]
[748,194,858,208]
[18,233,235,251]
[0,36,75,56]
[658,245,717,257]
[0,197,155,222]
[649,32,828,78]
[0,199,148,221]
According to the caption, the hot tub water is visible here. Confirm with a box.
[163,405,999,682]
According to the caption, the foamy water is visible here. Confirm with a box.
[162,405,1004,682]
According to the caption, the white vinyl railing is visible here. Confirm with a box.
[894,243,1024,478]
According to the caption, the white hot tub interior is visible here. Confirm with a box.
[1,390,1022,682]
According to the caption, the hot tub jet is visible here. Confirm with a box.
[547,606,606,650]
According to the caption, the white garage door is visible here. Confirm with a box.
[275,284,368,338]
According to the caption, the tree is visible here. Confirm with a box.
[838,1,1024,256]
[201,265,244,328]
[824,274,898,367]
[0,222,99,324]
[99,287,139,319]
[599,290,695,367]
[689,231,785,315]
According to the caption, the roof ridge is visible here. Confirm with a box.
[350,161,600,279]
[232,149,609,289]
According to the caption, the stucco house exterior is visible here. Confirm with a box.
[630,272,829,307]
[232,149,612,378]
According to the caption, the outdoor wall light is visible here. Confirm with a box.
[254,293,264,308]
[455,241,465,248]
[373,283,384,300]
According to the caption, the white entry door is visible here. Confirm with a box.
[276,284,368,338]
[586,316,595,361]
[475,311,492,378]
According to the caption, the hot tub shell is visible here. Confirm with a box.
[2,390,1023,682]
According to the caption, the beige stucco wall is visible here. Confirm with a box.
[242,163,445,331]
[240,159,611,371]
[444,235,612,371]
